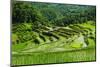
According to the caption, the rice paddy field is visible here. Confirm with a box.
[12,47,95,66]
[12,21,96,66]
[12,1,96,66]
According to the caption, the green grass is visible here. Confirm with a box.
[12,47,96,66]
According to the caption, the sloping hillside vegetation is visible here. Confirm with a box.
[12,1,96,66]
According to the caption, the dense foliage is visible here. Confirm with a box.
[12,1,96,26]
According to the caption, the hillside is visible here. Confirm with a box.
[12,1,96,66]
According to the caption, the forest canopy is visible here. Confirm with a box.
[12,1,96,27]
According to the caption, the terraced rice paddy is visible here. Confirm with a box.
[12,21,96,66]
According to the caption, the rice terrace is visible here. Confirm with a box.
[12,1,96,66]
